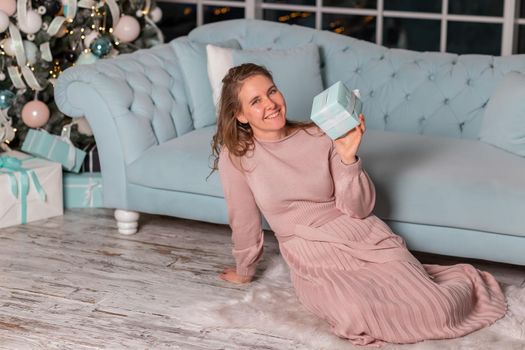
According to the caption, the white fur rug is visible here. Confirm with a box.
[183,256,525,349]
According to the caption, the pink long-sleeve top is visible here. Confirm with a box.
[218,125,376,277]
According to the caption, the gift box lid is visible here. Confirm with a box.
[1,150,61,170]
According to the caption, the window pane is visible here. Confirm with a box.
[383,18,440,51]
[384,0,441,13]
[157,3,196,40]
[447,22,501,55]
[203,6,245,24]
[263,10,315,28]
[323,0,376,9]
[448,0,503,16]
[322,14,376,42]
[519,25,525,53]
[265,0,315,5]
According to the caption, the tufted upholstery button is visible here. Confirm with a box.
[443,98,449,105]
[355,67,361,74]
[459,121,465,132]
[379,55,385,60]
[466,78,472,86]
[383,114,389,121]
[482,101,488,108]
[489,63,494,69]
[369,90,375,97]
[428,74,435,81]
[452,60,457,65]
[391,72,397,78]
[405,93,411,101]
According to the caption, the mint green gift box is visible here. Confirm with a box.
[22,129,86,173]
[310,81,362,140]
[63,172,104,208]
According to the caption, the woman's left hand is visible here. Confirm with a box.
[218,266,253,284]
[334,114,366,164]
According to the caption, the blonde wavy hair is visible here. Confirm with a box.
[208,63,321,178]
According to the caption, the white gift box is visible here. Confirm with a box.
[0,150,63,229]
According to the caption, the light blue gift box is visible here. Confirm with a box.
[21,129,86,173]
[63,172,104,208]
[310,81,362,140]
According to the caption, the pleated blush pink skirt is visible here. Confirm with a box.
[279,214,508,347]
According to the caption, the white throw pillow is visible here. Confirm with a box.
[206,44,235,111]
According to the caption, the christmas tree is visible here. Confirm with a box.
[0,0,163,152]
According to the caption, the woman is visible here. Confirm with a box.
[209,63,507,347]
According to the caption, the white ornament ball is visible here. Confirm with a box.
[0,11,9,33]
[1,38,16,57]
[150,7,162,23]
[18,10,42,34]
[83,30,99,48]
[23,41,38,65]
[0,0,16,17]
[76,52,99,65]
[113,15,140,43]
[76,117,93,136]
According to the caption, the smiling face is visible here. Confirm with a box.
[235,74,287,141]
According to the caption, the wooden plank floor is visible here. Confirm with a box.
[0,209,524,349]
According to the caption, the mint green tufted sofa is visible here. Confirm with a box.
[55,19,525,266]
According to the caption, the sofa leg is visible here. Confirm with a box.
[114,209,140,235]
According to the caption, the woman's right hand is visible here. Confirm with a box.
[219,266,253,284]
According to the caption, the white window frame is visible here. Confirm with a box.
[159,0,524,55]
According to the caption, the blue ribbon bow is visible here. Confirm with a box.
[0,155,47,224]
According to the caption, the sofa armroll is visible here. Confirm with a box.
[54,43,195,209]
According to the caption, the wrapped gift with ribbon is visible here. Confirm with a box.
[63,172,104,208]
[21,124,86,173]
[310,81,362,140]
[0,150,63,229]
[80,143,100,173]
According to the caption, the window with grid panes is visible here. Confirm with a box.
[157,0,524,55]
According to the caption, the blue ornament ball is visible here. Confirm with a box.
[0,90,15,109]
[90,36,112,57]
